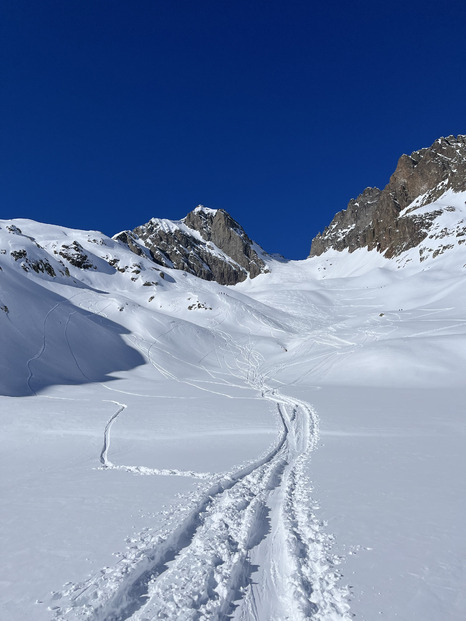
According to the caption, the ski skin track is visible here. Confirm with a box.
[85,392,290,621]
[48,322,350,621]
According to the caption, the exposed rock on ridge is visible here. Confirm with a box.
[114,206,268,285]
[310,135,466,258]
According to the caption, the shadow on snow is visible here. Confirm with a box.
[0,287,145,397]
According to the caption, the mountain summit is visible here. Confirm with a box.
[114,205,269,285]
[310,134,466,259]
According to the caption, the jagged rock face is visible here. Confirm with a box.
[310,135,466,258]
[114,206,268,285]
[184,208,266,278]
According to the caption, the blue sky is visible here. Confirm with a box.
[1,1,466,259]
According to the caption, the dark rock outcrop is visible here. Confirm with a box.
[310,135,466,258]
[114,206,268,285]
[57,241,94,269]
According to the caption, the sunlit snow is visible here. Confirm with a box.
[1,208,465,620]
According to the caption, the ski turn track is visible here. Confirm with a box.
[49,337,351,621]
[99,400,212,480]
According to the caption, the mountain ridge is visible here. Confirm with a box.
[2,134,466,292]
[310,134,466,259]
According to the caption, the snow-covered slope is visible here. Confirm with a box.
[1,205,466,621]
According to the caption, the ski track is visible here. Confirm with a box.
[99,401,128,468]
[27,292,93,395]
[99,400,212,480]
[48,322,351,620]
[66,311,212,481]
[26,302,61,394]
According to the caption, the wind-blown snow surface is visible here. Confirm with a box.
[1,215,466,620]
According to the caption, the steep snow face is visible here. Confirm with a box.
[1,217,466,621]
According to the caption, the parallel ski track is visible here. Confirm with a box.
[50,321,350,621]
[84,388,291,620]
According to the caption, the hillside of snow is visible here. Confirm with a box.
[1,207,465,620]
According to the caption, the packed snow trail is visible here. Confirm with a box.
[54,391,348,620]
[81,388,288,621]
[49,328,350,620]
[234,394,349,621]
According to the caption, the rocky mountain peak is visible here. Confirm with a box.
[184,206,234,241]
[114,206,269,285]
[310,134,466,259]
[193,204,218,215]
[388,134,466,206]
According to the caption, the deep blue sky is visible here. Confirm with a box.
[1,1,466,259]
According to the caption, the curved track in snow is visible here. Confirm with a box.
[49,327,350,620]
[99,401,128,468]
[26,302,61,394]
[98,399,213,480]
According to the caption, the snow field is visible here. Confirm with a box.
[41,327,347,621]
[2,214,466,620]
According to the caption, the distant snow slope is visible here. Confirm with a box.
[1,212,465,620]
